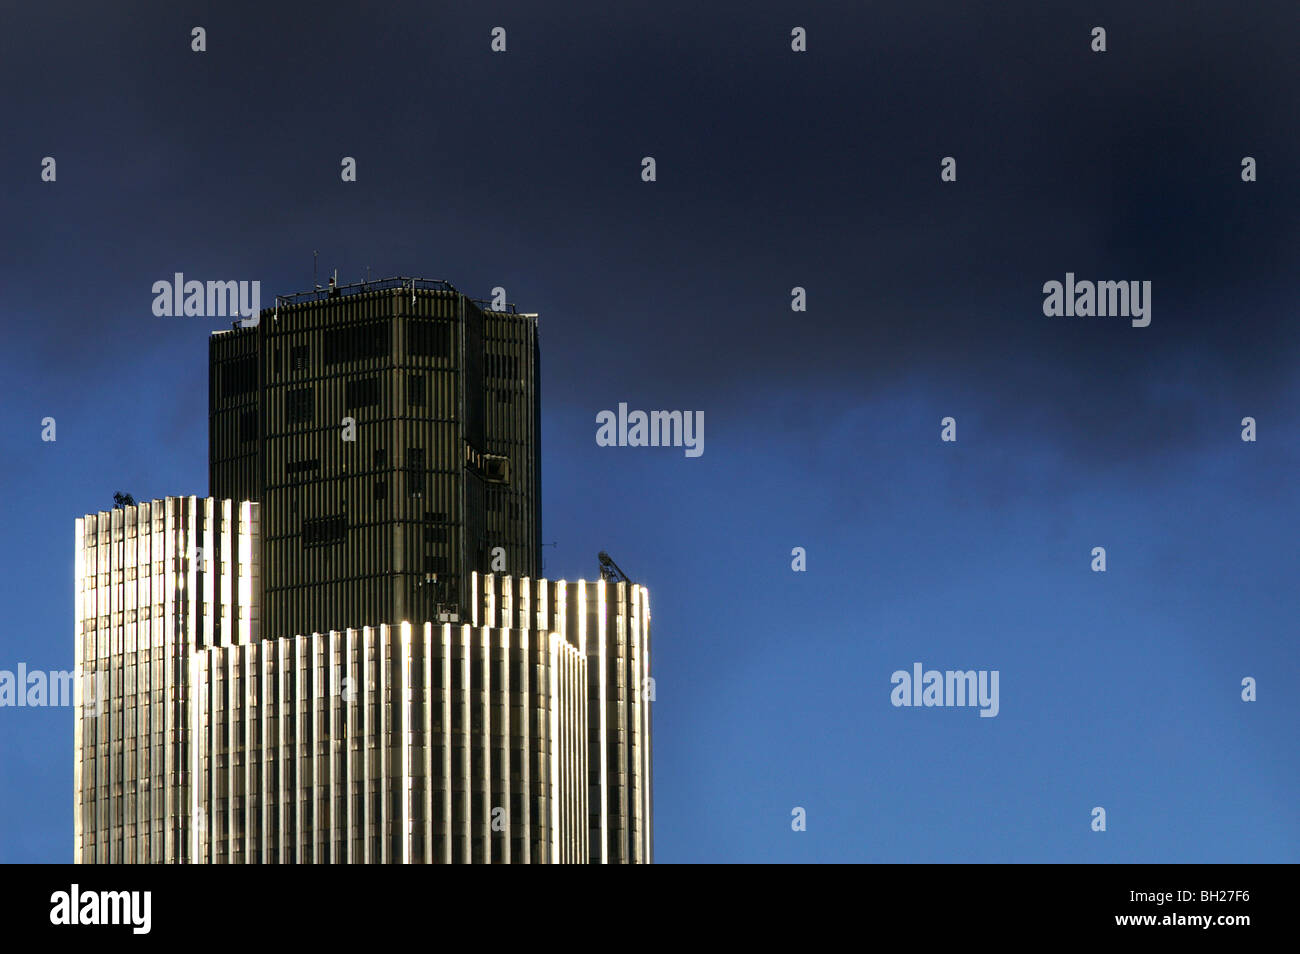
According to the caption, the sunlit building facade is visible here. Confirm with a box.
[75,498,651,863]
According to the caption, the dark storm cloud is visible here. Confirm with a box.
[2,0,1295,465]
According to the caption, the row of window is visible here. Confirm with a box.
[81,600,252,630]
[244,381,511,439]
[90,558,234,577]
[484,352,520,380]
[283,375,430,427]
[84,518,238,544]
[302,514,347,548]
[271,319,454,376]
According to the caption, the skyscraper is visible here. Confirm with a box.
[183,572,651,864]
[76,276,653,863]
[73,497,261,863]
[73,497,650,863]
[208,278,542,640]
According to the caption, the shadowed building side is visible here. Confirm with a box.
[209,279,540,641]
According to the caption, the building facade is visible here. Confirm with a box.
[75,498,652,864]
[76,276,650,864]
[474,573,654,864]
[73,496,261,864]
[190,621,589,864]
[208,278,541,639]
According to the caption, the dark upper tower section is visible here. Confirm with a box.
[209,277,541,639]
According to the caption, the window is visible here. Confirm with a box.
[220,356,257,398]
[485,352,519,380]
[324,321,390,365]
[409,320,450,358]
[290,345,309,371]
[374,481,386,501]
[407,374,425,407]
[406,448,425,497]
[373,448,387,468]
[346,377,379,409]
[302,515,347,548]
[286,388,313,425]
[238,410,258,443]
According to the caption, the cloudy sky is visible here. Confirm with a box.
[1,0,1296,861]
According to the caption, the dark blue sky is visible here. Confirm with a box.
[1,0,1297,862]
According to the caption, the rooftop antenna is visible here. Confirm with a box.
[313,250,319,290]
[598,550,631,583]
